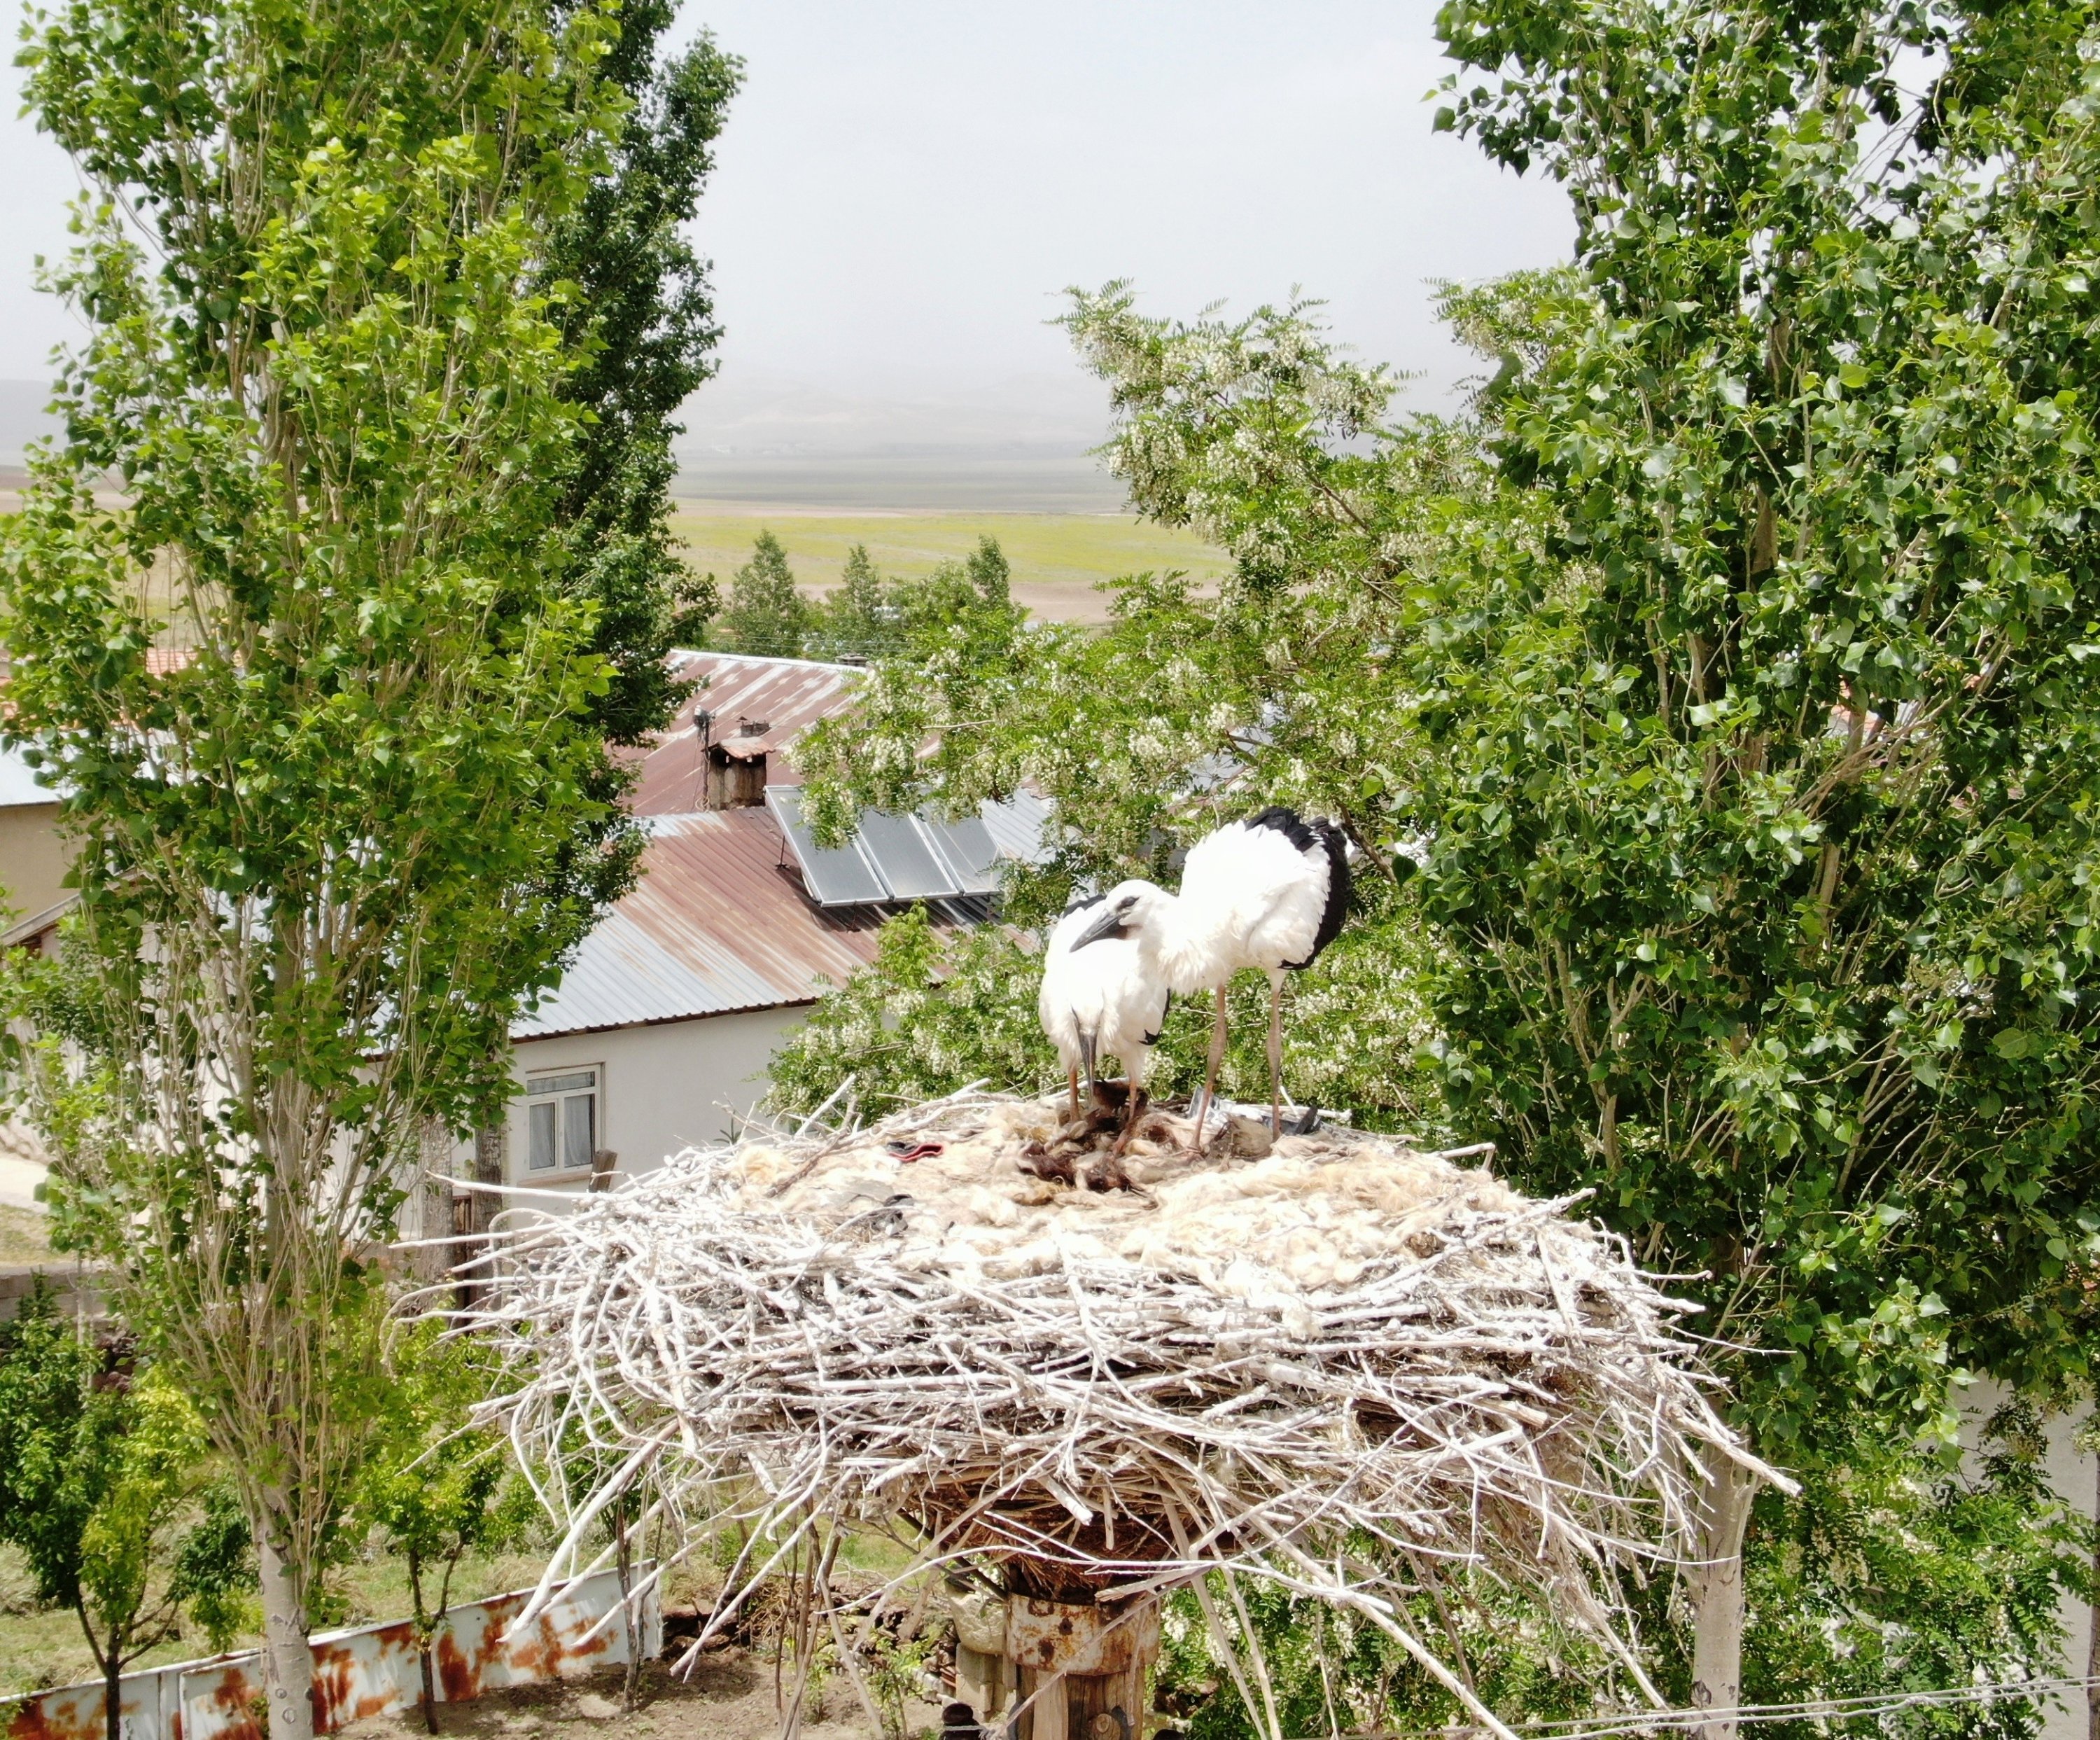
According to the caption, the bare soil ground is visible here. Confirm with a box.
[336,1656,944,1740]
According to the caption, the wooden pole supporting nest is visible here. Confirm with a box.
[440,1087,1788,1739]
[945,1568,1158,1738]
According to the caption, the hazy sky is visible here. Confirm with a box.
[0,2,1574,436]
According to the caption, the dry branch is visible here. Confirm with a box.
[446,1088,1782,1727]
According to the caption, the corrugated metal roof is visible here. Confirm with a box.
[982,787,1050,864]
[767,786,1037,907]
[513,807,987,1040]
[626,650,862,815]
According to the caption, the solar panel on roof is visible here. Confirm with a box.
[766,788,888,907]
[857,810,957,900]
[918,812,1001,896]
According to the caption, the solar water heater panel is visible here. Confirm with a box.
[766,787,888,906]
[856,809,956,900]
[918,812,1001,896]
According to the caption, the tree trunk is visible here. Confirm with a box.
[615,1510,640,1712]
[459,1123,506,1309]
[414,1116,456,1287]
[470,1124,506,1232]
[419,1641,439,1736]
[1688,1447,1755,1740]
[2087,1448,2099,1740]
[258,1530,316,1740]
[103,1643,122,1740]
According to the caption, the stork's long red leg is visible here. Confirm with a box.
[1066,1067,1079,1122]
[1191,986,1228,1155]
[1267,970,1285,1136]
[1108,1086,1148,1159]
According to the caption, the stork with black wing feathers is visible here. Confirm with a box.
[1065,807,1351,1150]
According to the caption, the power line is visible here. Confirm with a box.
[1472,1673,2099,1740]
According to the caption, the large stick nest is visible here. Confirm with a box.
[458,1088,1776,1725]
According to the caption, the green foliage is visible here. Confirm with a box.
[167,1482,259,1654]
[1152,1414,2082,1740]
[358,1324,532,1634]
[1152,1570,1620,1740]
[718,531,816,657]
[0,1286,248,1711]
[797,534,1021,664]
[809,543,899,662]
[1413,0,2100,1449]
[860,1624,937,1740]
[769,907,1059,1115]
[1730,1410,2082,1740]
[546,7,740,741]
[2,0,643,1689]
[354,1321,532,1729]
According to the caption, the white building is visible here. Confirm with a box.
[0,651,1041,1211]
[456,650,1042,1197]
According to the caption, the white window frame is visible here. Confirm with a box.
[522,1064,603,1176]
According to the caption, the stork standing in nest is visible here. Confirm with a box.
[1072,807,1350,1147]
[1038,892,1172,1146]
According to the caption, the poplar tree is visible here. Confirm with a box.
[546,5,740,741]
[719,530,813,657]
[4,5,629,1734]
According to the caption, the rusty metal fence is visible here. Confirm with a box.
[4,1567,659,1740]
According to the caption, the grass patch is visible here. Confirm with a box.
[671,510,1228,625]
[0,1206,52,1266]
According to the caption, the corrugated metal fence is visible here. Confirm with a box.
[3,1567,659,1740]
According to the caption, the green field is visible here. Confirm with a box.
[670,509,1229,625]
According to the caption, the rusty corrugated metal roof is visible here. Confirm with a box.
[626,650,862,815]
[514,808,986,1040]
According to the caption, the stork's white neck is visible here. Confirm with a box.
[1130,889,1222,996]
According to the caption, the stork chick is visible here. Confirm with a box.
[1037,893,1172,1143]
[1074,807,1350,1148]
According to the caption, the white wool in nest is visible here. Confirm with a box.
[720,1101,1524,1320]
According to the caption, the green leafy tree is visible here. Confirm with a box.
[1410,1,2100,1717]
[718,531,814,657]
[1150,1412,2082,1740]
[0,1288,253,1740]
[5,4,636,1734]
[809,544,902,663]
[459,0,740,1251]
[545,3,737,737]
[356,1325,533,1734]
[801,535,1023,669]
[793,4,2100,1725]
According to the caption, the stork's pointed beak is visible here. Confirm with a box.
[1071,904,1128,949]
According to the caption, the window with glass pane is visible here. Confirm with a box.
[524,1068,599,1171]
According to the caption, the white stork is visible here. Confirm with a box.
[1038,892,1173,1138]
[1071,807,1350,1146]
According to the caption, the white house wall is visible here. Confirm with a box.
[1958,1381,2094,1740]
[486,1005,806,1193]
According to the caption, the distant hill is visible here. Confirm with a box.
[671,370,1124,512]
[0,371,1130,512]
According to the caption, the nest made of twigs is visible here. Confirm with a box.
[456,1087,1774,1734]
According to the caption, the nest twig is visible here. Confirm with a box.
[449,1087,1778,1739]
